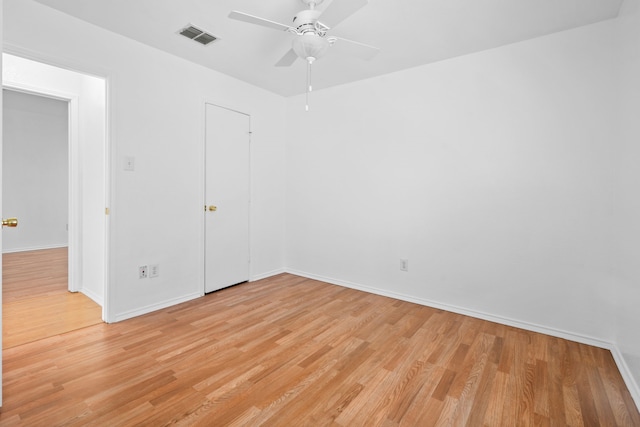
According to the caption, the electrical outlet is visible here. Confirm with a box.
[400,259,409,272]
[139,265,148,279]
[149,264,159,278]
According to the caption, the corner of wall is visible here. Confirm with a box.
[610,347,640,412]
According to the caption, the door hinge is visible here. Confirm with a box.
[105,207,110,215]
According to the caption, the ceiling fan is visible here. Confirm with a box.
[229,0,379,110]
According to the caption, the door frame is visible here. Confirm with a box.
[2,48,112,322]
[202,102,252,295]
[2,82,83,292]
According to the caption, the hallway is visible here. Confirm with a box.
[2,247,102,349]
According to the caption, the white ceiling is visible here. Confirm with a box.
[32,0,622,97]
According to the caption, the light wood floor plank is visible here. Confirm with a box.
[0,273,638,426]
[2,248,102,349]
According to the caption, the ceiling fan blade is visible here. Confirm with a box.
[332,37,379,60]
[228,11,291,32]
[275,49,299,67]
[318,0,368,28]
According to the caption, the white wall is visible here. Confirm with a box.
[79,68,106,304]
[2,89,68,252]
[3,53,106,305]
[612,0,640,390]
[287,17,618,341]
[2,0,638,408]
[286,5,640,402]
[3,0,287,321]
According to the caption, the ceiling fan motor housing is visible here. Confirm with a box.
[293,33,330,61]
[293,9,322,33]
[301,0,325,6]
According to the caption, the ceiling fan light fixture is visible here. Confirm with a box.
[292,33,330,61]
[228,0,377,110]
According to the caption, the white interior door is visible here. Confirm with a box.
[205,104,250,293]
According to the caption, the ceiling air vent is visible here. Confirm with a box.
[178,24,218,46]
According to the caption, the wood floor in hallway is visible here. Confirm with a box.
[0,273,638,425]
[2,247,102,349]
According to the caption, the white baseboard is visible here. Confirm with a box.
[251,268,286,282]
[610,347,640,412]
[285,268,640,411]
[113,269,287,323]
[80,287,104,307]
[113,292,201,323]
[2,244,68,254]
[286,269,610,347]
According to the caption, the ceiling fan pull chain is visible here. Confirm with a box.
[306,58,312,111]
[308,59,313,92]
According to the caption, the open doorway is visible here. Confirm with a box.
[2,53,108,348]
[2,89,101,348]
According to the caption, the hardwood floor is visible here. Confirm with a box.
[1,273,638,426]
[2,248,102,349]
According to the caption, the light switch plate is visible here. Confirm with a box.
[124,156,135,171]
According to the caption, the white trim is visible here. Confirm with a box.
[113,293,201,323]
[198,99,207,298]
[287,269,611,347]
[610,347,640,412]
[2,49,112,323]
[1,25,5,407]
[251,268,286,282]
[104,74,116,324]
[248,115,253,284]
[68,90,81,293]
[285,268,640,412]
[80,287,104,307]
[3,42,111,83]
[2,244,68,254]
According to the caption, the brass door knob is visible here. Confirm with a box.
[208,205,217,212]
[2,217,18,228]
